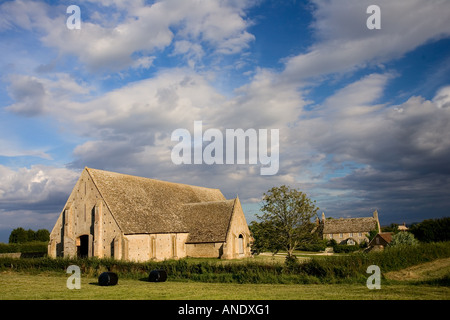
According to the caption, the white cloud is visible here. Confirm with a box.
[298,75,450,174]
[5,73,92,116]
[0,0,256,72]
[0,138,52,160]
[0,165,79,205]
[282,0,450,82]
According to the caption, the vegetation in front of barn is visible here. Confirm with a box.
[1,241,449,285]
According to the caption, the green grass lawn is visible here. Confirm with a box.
[1,272,449,300]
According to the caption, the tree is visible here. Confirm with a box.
[8,227,50,243]
[409,217,450,242]
[249,220,284,255]
[9,227,28,243]
[390,232,418,246]
[256,185,319,259]
[382,223,399,234]
[35,229,50,242]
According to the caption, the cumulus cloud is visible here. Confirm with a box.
[0,0,256,72]
[282,0,450,83]
[298,76,450,222]
[5,73,92,116]
[0,165,79,210]
[6,75,47,116]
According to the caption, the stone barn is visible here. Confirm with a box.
[48,167,252,261]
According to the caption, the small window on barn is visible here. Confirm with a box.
[329,234,333,239]
[339,233,343,238]
[359,233,362,237]
[238,234,244,255]
[350,233,353,237]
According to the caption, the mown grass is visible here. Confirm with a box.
[1,272,449,300]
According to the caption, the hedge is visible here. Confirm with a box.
[1,241,449,284]
[0,241,48,254]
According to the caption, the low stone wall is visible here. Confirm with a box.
[0,252,47,258]
[0,253,21,258]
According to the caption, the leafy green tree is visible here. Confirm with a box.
[249,220,284,255]
[390,232,418,246]
[409,217,450,242]
[257,185,319,259]
[35,229,50,242]
[382,223,399,234]
[26,229,35,241]
[9,227,28,243]
[8,228,50,243]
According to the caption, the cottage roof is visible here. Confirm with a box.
[322,217,378,234]
[368,232,393,247]
[86,167,231,241]
[378,232,393,242]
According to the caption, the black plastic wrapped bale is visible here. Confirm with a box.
[98,272,118,286]
[148,269,167,282]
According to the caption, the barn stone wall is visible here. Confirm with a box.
[48,170,122,259]
[221,198,252,259]
[186,242,223,258]
[124,233,189,262]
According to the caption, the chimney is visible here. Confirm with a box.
[321,212,326,222]
[373,210,380,232]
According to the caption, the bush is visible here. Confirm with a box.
[332,244,360,253]
[297,240,327,252]
[390,232,418,246]
[0,241,48,254]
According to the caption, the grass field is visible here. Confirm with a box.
[2,243,450,300]
[1,271,449,300]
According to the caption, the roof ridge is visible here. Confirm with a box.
[86,167,222,192]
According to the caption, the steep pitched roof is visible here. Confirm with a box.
[323,217,378,234]
[86,167,228,239]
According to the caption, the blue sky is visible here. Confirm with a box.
[0,0,450,242]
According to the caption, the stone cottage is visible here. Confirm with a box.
[48,167,252,261]
[315,211,381,245]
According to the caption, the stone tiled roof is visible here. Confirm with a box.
[322,217,378,234]
[86,167,231,242]
[181,200,235,243]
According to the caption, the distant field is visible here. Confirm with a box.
[0,271,449,300]
[384,258,450,282]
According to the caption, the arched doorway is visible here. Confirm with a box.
[77,235,89,258]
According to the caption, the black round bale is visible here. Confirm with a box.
[98,272,119,286]
[148,269,167,282]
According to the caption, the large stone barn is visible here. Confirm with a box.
[48,167,252,261]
